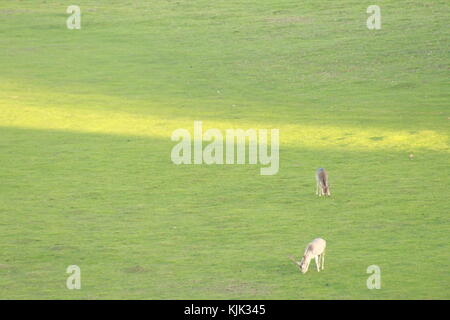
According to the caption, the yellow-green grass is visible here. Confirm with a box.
[0,0,448,299]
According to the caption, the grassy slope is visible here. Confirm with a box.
[0,0,448,299]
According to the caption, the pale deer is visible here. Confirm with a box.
[289,238,326,273]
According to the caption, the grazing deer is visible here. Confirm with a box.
[289,238,326,273]
[316,168,331,196]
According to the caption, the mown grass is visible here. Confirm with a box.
[0,0,449,299]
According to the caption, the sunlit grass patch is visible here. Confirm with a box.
[1,100,448,152]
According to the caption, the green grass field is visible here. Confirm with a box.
[0,0,449,299]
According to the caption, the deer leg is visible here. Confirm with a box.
[315,256,320,272]
[321,251,325,270]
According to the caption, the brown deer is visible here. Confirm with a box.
[316,168,331,196]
